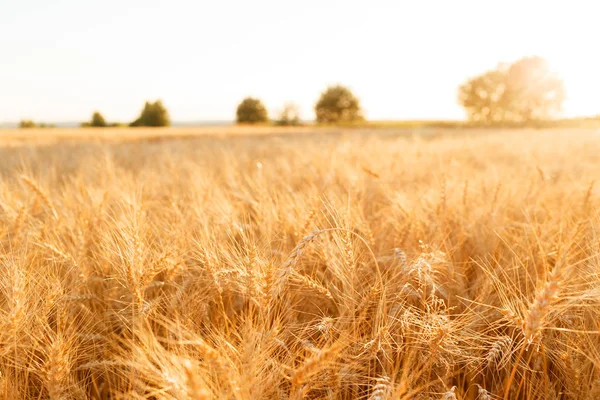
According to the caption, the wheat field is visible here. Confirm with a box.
[0,128,599,399]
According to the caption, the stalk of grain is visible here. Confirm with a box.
[43,337,70,400]
[196,338,230,375]
[21,175,58,219]
[436,176,447,215]
[288,385,308,400]
[522,268,560,345]
[486,336,512,368]
[342,229,355,273]
[260,261,275,308]
[42,242,78,267]
[368,375,391,400]
[504,263,561,399]
[475,384,492,400]
[583,180,594,209]
[296,206,317,238]
[199,248,231,333]
[273,230,323,298]
[183,359,211,400]
[4,265,25,344]
[442,386,457,399]
[561,352,580,397]
[245,245,261,302]
[294,273,333,300]
[11,205,26,238]
[291,344,340,387]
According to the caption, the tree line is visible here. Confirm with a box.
[18,120,56,128]
[74,86,362,128]
[18,56,568,128]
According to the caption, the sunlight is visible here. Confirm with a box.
[548,55,600,118]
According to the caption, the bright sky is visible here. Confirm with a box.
[1,0,599,123]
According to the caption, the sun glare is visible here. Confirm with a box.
[548,54,600,118]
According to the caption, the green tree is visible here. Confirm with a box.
[458,56,565,124]
[275,103,301,126]
[315,85,363,124]
[90,111,107,127]
[236,98,268,124]
[130,100,170,127]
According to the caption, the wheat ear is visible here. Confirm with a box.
[21,175,58,219]
[291,344,340,387]
[368,376,391,400]
[486,336,512,367]
[522,268,560,345]
[273,230,323,298]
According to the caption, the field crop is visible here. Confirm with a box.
[0,128,599,399]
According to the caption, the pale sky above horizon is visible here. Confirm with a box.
[1,0,599,123]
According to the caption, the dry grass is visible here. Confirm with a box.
[0,126,346,147]
[1,128,600,399]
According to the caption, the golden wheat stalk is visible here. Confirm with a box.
[522,268,560,345]
[21,175,59,219]
[293,273,333,300]
[291,344,340,387]
[476,384,492,400]
[368,376,391,400]
[486,336,512,367]
[272,230,323,298]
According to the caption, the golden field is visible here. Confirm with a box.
[1,127,599,399]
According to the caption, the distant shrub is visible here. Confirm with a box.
[91,112,107,127]
[82,112,108,127]
[236,98,268,124]
[19,120,36,128]
[315,85,363,124]
[130,100,170,127]
[275,103,301,126]
[19,120,55,128]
